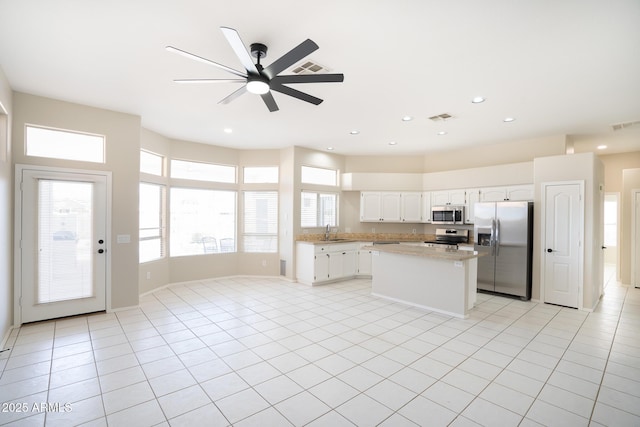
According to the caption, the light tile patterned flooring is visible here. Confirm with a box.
[1,267,639,426]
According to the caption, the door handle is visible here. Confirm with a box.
[547,248,553,253]
[98,249,105,254]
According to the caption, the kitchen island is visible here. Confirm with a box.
[365,244,484,318]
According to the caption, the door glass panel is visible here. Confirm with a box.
[38,179,94,303]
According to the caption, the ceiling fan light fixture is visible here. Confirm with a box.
[246,78,270,95]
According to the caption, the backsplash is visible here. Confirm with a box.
[296,232,434,242]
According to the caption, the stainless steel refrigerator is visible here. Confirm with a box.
[474,201,533,299]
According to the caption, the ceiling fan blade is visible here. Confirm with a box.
[271,73,344,84]
[263,39,319,79]
[261,92,279,112]
[218,85,248,105]
[270,83,323,105]
[220,27,259,74]
[166,46,247,78]
[173,78,245,84]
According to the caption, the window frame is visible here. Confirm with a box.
[242,191,278,253]
[139,182,166,263]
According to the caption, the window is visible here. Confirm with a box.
[301,166,337,186]
[243,166,279,183]
[139,183,165,263]
[140,150,163,176]
[26,125,105,163]
[243,191,278,252]
[170,188,236,256]
[301,191,338,227]
[170,159,236,183]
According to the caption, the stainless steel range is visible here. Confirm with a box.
[424,228,469,250]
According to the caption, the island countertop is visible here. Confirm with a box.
[363,244,485,261]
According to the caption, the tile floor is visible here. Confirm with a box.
[1,267,639,426]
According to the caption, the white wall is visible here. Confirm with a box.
[0,67,13,344]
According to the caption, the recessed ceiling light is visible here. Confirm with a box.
[471,96,486,104]
[327,147,334,151]
[597,145,607,150]
[503,117,515,122]
[349,130,360,135]
[388,141,397,146]
[437,131,448,135]
[402,116,413,122]
[224,128,233,133]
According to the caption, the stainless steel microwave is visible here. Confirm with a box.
[431,205,466,224]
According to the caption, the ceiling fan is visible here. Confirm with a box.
[166,27,344,112]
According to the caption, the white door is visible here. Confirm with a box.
[18,167,109,323]
[543,183,582,308]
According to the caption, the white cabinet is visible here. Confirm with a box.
[466,188,480,223]
[360,192,401,222]
[421,191,431,223]
[506,185,534,201]
[431,189,466,206]
[360,192,383,221]
[401,192,422,222]
[380,193,402,222]
[360,192,423,223]
[296,242,359,285]
[357,243,373,276]
[480,184,533,202]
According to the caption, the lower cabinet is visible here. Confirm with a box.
[357,243,373,276]
[296,242,360,285]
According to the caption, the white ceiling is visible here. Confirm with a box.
[1,0,640,156]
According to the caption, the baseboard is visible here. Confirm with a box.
[107,305,140,313]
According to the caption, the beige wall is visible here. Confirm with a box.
[0,67,13,343]
[424,135,567,172]
[532,153,603,309]
[12,92,141,310]
[345,155,425,173]
[621,169,640,285]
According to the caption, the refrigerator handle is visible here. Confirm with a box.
[495,219,501,256]
[491,219,496,256]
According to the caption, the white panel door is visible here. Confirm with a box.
[543,183,581,308]
[19,168,108,323]
[634,191,640,287]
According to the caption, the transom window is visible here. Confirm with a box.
[301,166,337,186]
[171,159,236,183]
[25,125,105,163]
[140,150,164,176]
[243,166,279,183]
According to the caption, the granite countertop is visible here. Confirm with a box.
[362,244,485,261]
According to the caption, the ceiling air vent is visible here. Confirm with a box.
[612,120,640,131]
[292,60,329,74]
[429,113,453,121]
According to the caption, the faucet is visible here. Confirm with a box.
[325,224,330,241]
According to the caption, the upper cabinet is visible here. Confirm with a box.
[466,188,480,223]
[480,184,534,202]
[401,192,422,222]
[360,192,401,222]
[360,192,423,223]
[431,189,466,206]
[421,191,431,223]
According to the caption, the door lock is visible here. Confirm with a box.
[98,249,105,254]
[547,248,553,253]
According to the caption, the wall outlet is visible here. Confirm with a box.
[146,271,151,279]
[261,260,267,267]
[412,228,416,234]
[303,229,309,234]
[371,227,376,233]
